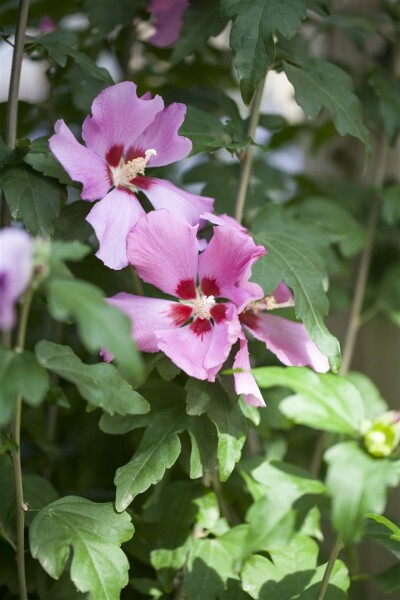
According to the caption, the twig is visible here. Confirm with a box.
[1,0,30,228]
[234,75,267,223]
[316,536,343,600]
[12,286,33,600]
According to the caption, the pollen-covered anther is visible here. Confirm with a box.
[112,148,157,187]
[193,294,216,320]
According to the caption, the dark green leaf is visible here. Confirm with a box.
[30,496,134,599]
[180,106,234,155]
[171,0,227,63]
[0,165,65,235]
[222,0,307,103]
[36,341,149,416]
[369,69,400,144]
[46,278,142,380]
[363,513,400,559]
[380,183,400,225]
[253,367,365,434]
[283,54,370,151]
[374,562,400,594]
[187,415,219,478]
[324,442,400,543]
[25,136,74,185]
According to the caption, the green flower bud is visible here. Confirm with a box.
[32,237,51,287]
[362,411,400,458]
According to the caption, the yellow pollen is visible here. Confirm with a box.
[193,295,215,319]
[112,148,157,187]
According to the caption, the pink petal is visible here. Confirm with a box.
[86,188,145,270]
[242,312,330,372]
[49,120,110,201]
[135,177,214,226]
[271,281,293,303]
[126,210,198,297]
[156,307,241,381]
[133,103,192,167]
[0,229,32,331]
[82,82,164,160]
[105,293,178,353]
[233,336,265,407]
[198,226,266,311]
[148,0,188,47]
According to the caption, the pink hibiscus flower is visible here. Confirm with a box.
[147,0,189,48]
[104,211,329,406]
[49,81,213,270]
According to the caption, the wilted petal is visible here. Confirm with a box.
[82,81,164,160]
[136,177,214,226]
[148,0,188,47]
[242,312,329,372]
[198,225,266,310]
[105,293,179,353]
[49,120,110,200]
[127,210,198,298]
[0,229,32,330]
[134,103,192,167]
[86,188,145,270]
[233,336,265,407]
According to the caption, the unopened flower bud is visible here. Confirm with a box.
[362,411,400,458]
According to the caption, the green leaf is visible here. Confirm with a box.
[253,367,365,435]
[363,513,400,559]
[183,538,238,600]
[380,184,400,225]
[36,341,149,416]
[346,371,387,418]
[253,228,341,371]
[374,563,400,594]
[46,278,142,380]
[186,415,219,479]
[24,136,74,185]
[171,0,227,63]
[179,106,234,155]
[30,496,134,600]
[369,69,400,145]
[114,405,186,511]
[324,441,400,543]
[283,54,370,151]
[0,165,65,235]
[241,534,349,599]
[378,264,400,326]
[36,31,113,84]
[222,0,307,104]
[185,378,214,415]
[0,347,49,427]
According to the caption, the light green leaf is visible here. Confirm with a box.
[283,54,370,151]
[222,0,306,103]
[114,406,186,511]
[30,496,133,600]
[324,441,400,543]
[36,341,149,416]
[253,229,341,371]
[253,367,364,435]
[346,371,387,418]
[0,165,65,235]
[171,0,226,63]
[241,534,349,599]
[0,347,49,427]
[46,278,142,380]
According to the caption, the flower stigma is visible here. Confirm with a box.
[111,148,157,188]
[192,294,216,319]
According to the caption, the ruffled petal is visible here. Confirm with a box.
[127,210,198,297]
[135,177,214,226]
[233,336,265,407]
[198,225,266,311]
[156,306,241,381]
[0,229,33,330]
[86,188,145,270]
[104,293,178,354]
[49,120,110,200]
[133,103,191,167]
[82,82,164,160]
[148,0,188,47]
[242,312,330,372]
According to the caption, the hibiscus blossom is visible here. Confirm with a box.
[147,0,189,48]
[105,210,265,381]
[104,211,329,406]
[0,228,32,331]
[49,81,213,270]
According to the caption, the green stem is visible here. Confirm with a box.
[12,286,33,600]
[316,536,343,600]
[1,0,30,228]
[234,75,267,223]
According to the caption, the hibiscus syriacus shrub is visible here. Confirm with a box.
[0,2,399,600]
